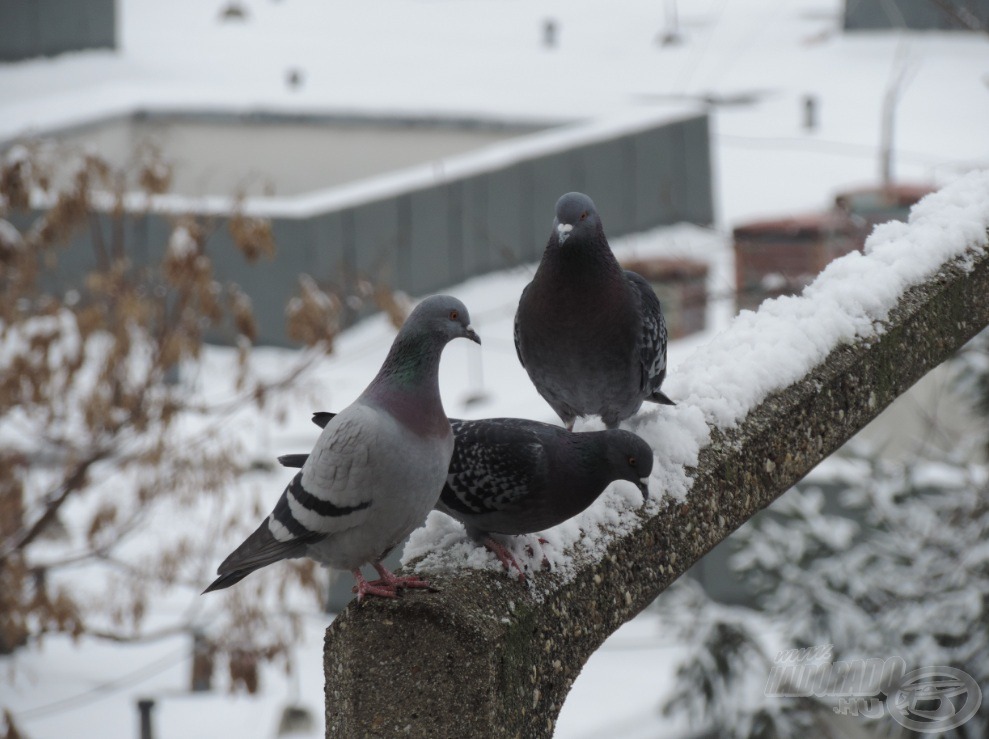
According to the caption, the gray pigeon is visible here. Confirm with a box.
[279,414,654,581]
[204,295,480,601]
[514,192,674,430]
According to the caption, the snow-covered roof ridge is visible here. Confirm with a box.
[20,106,704,219]
[404,171,989,593]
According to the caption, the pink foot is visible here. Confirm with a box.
[372,562,435,590]
[350,563,436,599]
[351,568,399,602]
[483,536,526,583]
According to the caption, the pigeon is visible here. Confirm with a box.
[514,192,674,430]
[203,295,480,601]
[279,413,654,581]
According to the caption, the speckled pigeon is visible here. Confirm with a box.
[514,192,674,430]
[279,414,654,581]
[204,295,480,601]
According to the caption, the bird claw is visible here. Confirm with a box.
[366,563,438,593]
[368,574,435,591]
[482,536,527,583]
[350,566,435,602]
[353,581,400,601]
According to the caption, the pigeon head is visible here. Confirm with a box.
[599,429,654,499]
[369,294,479,392]
[401,294,481,347]
[552,192,602,246]
[365,294,479,432]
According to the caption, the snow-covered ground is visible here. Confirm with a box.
[2,0,988,737]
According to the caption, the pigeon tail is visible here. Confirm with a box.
[202,568,255,593]
[268,411,333,468]
[277,453,308,468]
[311,411,334,428]
[203,518,318,593]
[648,389,677,406]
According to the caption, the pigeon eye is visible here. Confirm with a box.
[628,456,636,467]
[449,309,459,320]
[579,211,588,221]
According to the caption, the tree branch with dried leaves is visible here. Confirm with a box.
[0,142,361,690]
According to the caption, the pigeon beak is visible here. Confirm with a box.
[464,325,481,345]
[556,222,573,245]
[637,477,650,500]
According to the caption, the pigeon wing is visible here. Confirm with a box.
[625,270,674,405]
[292,407,379,534]
[441,420,547,516]
[513,285,530,370]
[206,409,379,593]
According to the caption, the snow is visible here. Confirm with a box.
[2,0,989,737]
[0,219,24,250]
[551,616,691,739]
[407,170,989,585]
[683,171,989,429]
[3,2,988,223]
[166,225,198,258]
[3,617,329,739]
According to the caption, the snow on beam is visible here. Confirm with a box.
[323,172,989,738]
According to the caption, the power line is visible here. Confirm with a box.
[719,132,946,165]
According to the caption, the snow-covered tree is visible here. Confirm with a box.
[657,337,989,738]
[954,329,989,457]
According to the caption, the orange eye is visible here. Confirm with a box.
[579,211,588,221]
[449,309,459,320]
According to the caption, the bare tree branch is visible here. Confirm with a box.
[0,448,110,563]
[927,0,988,32]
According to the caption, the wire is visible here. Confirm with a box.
[720,132,943,165]
[674,0,731,95]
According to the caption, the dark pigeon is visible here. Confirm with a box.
[204,295,480,601]
[514,191,674,430]
[280,413,654,581]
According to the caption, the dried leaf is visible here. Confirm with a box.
[228,212,275,263]
[285,274,341,347]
